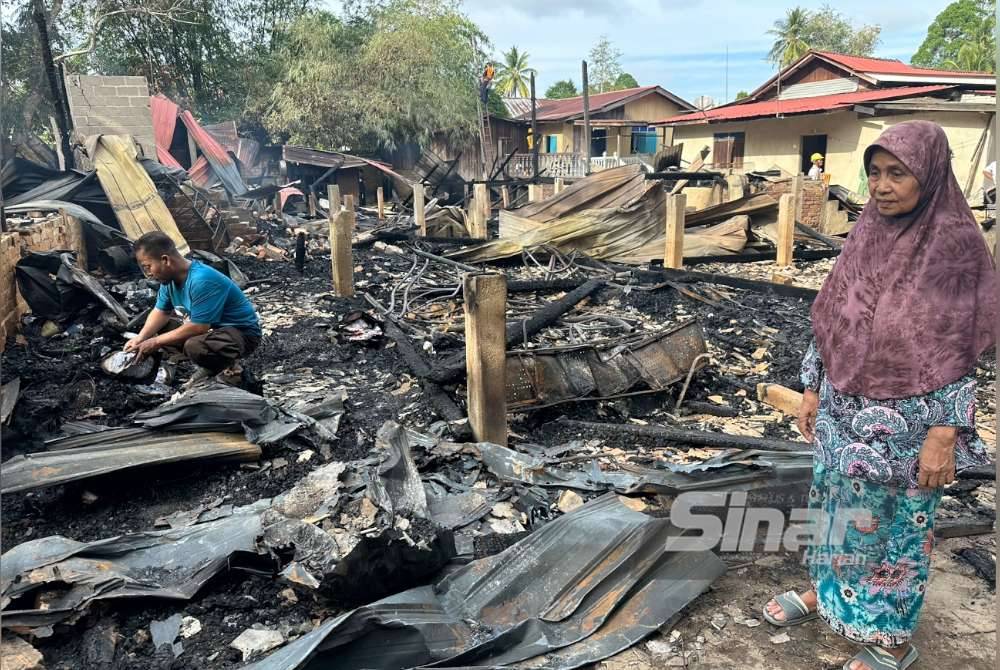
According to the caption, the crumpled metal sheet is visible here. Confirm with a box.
[0,429,261,494]
[1,378,20,425]
[15,251,131,324]
[2,421,453,632]
[245,493,726,670]
[0,508,268,630]
[506,320,707,409]
[473,441,813,496]
[134,383,346,447]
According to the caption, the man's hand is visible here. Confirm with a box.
[123,335,145,353]
[797,389,819,443]
[918,426,957,489]
[136,336,161,358]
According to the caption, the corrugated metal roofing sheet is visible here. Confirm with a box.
[528,86,659,121]
[85,134,190,254]
[657,85,954,125]
[179,111,247,196]
[149,94,183,169]
[816,51,992,78]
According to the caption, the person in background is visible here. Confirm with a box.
[982,160,995,205]
[762,121,997,670]
[125,231,262,385]
[808,152,824,180]
[480,62,495,105]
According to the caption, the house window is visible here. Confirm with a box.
[631,126,657,154]
[591,128,608,156]
[713,132,745,168]
[545,135,558,153]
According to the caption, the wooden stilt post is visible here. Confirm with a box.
[469,195,488,239]
[329,204,355,297]
[273,192,282,214]
[528,184,542,203]
[554,177,564,194]
[413,183,427,236]
[376,186,385,220]
[501,186,511,209]
[474,183,489,228]
[725,174,744,202]
[327,184,341,212]
[792,174,805,224]
[307,192,317,217]
[776,193,796,267]
[344,194,355,212]
[463,272,508,446]
[664,193,686,269]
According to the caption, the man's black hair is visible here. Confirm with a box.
[133,231,179,258]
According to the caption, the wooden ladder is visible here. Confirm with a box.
[477,96,494,180]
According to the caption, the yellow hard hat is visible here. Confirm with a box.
[811,153,824,162]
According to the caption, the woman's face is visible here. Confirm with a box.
[868,149,921,217]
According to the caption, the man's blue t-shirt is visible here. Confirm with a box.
[155,261,261,337]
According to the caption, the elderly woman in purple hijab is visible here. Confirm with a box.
[761,121,998,670]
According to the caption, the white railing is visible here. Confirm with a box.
[508,153,589,178]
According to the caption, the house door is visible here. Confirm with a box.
[546,135,558,153]
[801,135,828,175]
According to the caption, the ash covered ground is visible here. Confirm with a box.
[1,245,994,669]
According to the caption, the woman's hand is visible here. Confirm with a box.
[797,389,819,442]
[918,426,957,488]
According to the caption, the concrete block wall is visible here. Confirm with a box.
[64,74,156,159]
[0,214,86,352]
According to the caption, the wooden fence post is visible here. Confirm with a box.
[329,206,355,297]
[664,193,686,269]
[413,183,426,236]
[463,272,508,446]
[327,184,341,212]
[776,193,796,267]
[376,187,385,220]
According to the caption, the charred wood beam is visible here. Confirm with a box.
[794,222,843,249]
[427,278,606,384]
[507,278,589,293]
[682,248,841,266]
[558,418,808,452]
[936,520,996,539]
[954,547,996,585]
[633,267,820,301]
[380,311,473,441]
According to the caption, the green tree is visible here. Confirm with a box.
[612,72,639,90]
[767,7,811,67]
[487,88,508,118]
[588,35,622,93]
[801,5,880,56]
[265,0,484,151]
[768,5,880,67]
[913,0,995,71]
[735,90,749,100]
[494,45,535,98]
[545,79,578,99]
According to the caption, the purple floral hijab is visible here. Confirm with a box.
[811,121,999,399]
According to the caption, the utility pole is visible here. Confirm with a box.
[530,72,539,180]
[582,60,591,174]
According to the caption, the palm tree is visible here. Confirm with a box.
[943,21,995,72]
[767,7,811,68]
[495,46,537,98]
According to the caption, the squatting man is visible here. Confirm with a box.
[124,231,262,384]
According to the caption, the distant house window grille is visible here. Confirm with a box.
[591,128,608,156]
[713,132,745,168]
[631,126,657,154]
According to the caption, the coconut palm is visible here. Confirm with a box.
[943,21,995,72]
[767,7,812,67]
[495,46,537,98]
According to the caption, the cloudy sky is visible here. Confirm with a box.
[459,0,951,104]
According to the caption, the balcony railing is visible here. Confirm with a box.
[507,153,653,179]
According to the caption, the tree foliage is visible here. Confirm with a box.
[913,0,995,71]
[545,79,578,99]
[1,2,59,149]
[735,90,749,100]
[612,72,639,90]
[587,35,622,93]
[767,5,880,67]
[495,45,535,98]
[263,0,485,151]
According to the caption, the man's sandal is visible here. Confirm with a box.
[843,645,918,670]
[761,591,818,627]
